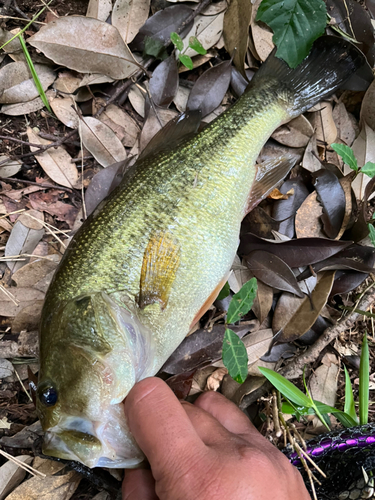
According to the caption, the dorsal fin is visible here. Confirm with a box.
[138,109,202,162]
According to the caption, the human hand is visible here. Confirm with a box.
[122,377,310,500]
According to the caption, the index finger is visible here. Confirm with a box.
[124,377,205,476]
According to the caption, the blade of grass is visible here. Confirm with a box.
[359,333,369,425]
[344,366,359,424]
[302,368,330,430]
[18,34,52,113]
[0,0,53,51]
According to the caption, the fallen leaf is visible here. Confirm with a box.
[86,0,112,21]
[333,101,357,146]
[0,156,22,178]
[112,0,151,44]
[223,0,252,76]
[272,115,314,148]
[252,279,273,325]
[26,127,79,189]
[12,258,59,288]
[205,367,228,391]
[12,301,44,332]
[28,191,78,229]
[139,106,177,152]
[128,85,146,117]
[295,191,325,238]
[100,104,141,147]
[308,101,337,146]
[149,56,178,107]
[302,134,322,172]
[1,95,47,116]
[272,179,309,238]
[180,13,224,57]
[0,62,55,104]
[28,16,138,80]
[0,287,44,317]
[274,271,335,343]
[80,116,127,167]
[246,250,304,297]
[49,94,79,129]
[186,61,231,118]
[6,470,80,500]
[0,455,33,500]
[347,123,375,200]
[309,353,339,414]
[5,221,44,273]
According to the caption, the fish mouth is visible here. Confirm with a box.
[42,408,144,468]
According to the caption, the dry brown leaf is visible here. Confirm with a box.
[12,258,59,288]
[112,0,151,43]
[0,455,33,500]
[346,122,375,200]
[4,220,44,273]
[6,470,80,500]
[223,0,251,75]
[100,104,141,147]
[0,287,45,317]
[181,13,224,57]
[252,280,273,325]
[49,95,79,129]
[32,457,66,476]
[1,95,47,116]
[128,85,146,117]
[139,107,178,153]
[332,101,357,146]
[80,116,127,167]
[0,62,55,104]
[28,16,138,80]
[86,0,112,21]
[295,191,325,238]
[272,115,314,148]
[173,85,190,112]
[309,352,339,413]
[360,78,375,130]
[53,71,82,94]
[205,367,228,391]
[18,210,44,230]
[250,0,274,61]
[12,301,44,332]
[0,156,22,178]
[27,128,79,189]
[302,134,322,172]
[308,101,337,146]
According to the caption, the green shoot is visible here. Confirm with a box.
[18,35,52,113]
[170,32,207,70]
[344,366,359,424]
[331,143,358,171]
[359,334,370,425]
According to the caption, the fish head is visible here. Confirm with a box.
[37,292,153,468]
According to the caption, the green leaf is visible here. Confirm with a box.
[227,277,257,324]
[359,334,369,425]
[188,36,207,55]
[217,281,230,300]
[344,366,359,424]
[331,143,358,171]
[222,328,248,383]
[369,224,375,247]
[20,35,52,113]
[144,36,167,59]
[362,162,375,178]
[178,54,193,70]
[170,32,183,51]
[259,367,312,407]
[256,0,327,68]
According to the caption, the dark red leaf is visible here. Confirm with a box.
[239,233,352,267]
[165,370,195,400]
[241,206,279,239]
[246,250,304,297]
[187,61,232,118]
[149,55,178,107]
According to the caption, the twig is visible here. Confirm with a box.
[0,449,46,477]
[0,176,76,193]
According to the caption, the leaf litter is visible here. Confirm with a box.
[1,0,375,497]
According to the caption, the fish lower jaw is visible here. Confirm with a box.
[42,402,144,468]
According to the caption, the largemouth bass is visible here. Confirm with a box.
[36,36,366,468]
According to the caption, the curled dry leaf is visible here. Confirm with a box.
[272,115,314,148]
[0,62,55,104]
[246,250,304,297]
[149,56,178,107]
[100,104,141,147]
[26,127,79,188]
[187,61,232,118]
[274,271,335,343]
[313,169,346,239]
[80,116,127,167]
[180,13,225,57]
[223,0,252,76]
[86,0,112,21]
[302,134,322,173]
[205,367,228,391]
[5,220,44,273]
[308,353,339,410]
[28,16,138,80]
[49,94,79,129]
[272,179,309,238]
[112,0,151,44]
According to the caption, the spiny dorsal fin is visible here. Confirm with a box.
[246,155,297,215]
[138,231,180,310]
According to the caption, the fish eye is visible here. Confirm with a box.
[38,384,58,407]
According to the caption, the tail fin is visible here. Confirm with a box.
[249,36,369,118]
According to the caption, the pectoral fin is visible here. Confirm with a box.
[246,155,297,215]
[138,231,180,310]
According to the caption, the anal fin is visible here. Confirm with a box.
[190,275,228,328]
[138,231,180,310]
[245,155,297,215]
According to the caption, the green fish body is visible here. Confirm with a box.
[36,36,365,468]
